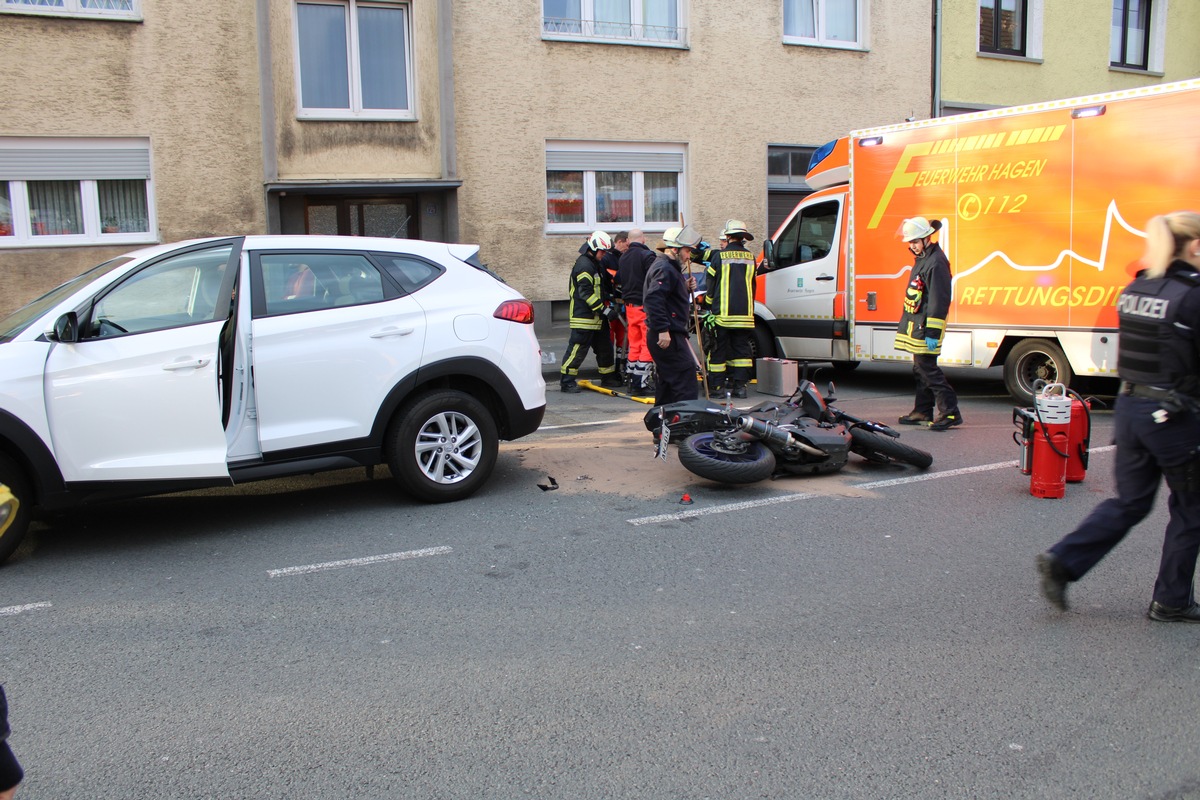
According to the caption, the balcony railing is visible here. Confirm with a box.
[543,16,684,44]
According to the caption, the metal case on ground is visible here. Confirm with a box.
[755,358,798,396]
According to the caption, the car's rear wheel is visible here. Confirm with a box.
[387,390,499,503]
[0,453,33,565]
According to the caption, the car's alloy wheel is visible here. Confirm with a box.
[388,390,499,502]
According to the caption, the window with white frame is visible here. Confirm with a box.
[295,0,414,120]
[542,0,685,46]
[0,139,155,248]
[0,0,139,19]
[783,0,864,49]
[545,143,685,234]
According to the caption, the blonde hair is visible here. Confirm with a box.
[1143,211,1200,278]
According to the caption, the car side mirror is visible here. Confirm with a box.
[52,312,79,344]
[761,239,775,271]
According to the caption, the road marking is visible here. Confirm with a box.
[0,602,52,616]
[627,446,1116,526]
[268,546,452,578]
[538,420,623,431]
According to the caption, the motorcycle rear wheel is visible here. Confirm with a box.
[678,432,777,484]
[849,427,933,469]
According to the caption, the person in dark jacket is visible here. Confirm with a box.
[560,231,622,393]
[703,219,757,398]
[618,229,659,396]
[644,226,701,405]
[0,685,22,800]
[600,231,629,380]
[1037,211,1200,622]
[895,216,962,431]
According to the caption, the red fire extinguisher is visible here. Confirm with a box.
[1029,383,1071,499]
[1065,390,1091,483]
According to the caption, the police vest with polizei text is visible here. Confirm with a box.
[1116,270,1200,395]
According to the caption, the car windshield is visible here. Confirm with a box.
[0,257,134,342]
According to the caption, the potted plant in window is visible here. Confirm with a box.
[102,216,121,234]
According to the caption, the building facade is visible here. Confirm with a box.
[938,0,1200,115]
[0,0,931,319]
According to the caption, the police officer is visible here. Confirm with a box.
[896,216,963,431]
[560,231,623,393]
[703,219,757,398]
[1037,211,1200,622]
[644,226,701,405]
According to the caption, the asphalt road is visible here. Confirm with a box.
[4,363,1199,799]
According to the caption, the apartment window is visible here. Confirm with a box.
[0,139,155,248]
[783,0,863,49]
[295,0,414,120]
[979,0,1026,55]
[0,0,139,19]
[1110,0,1151,70]
[545,143,685,234]
[542,0,685,46]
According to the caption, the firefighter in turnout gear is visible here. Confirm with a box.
[1038,211,1200,622]
[895,216,962,430]
[703,219,757,398]
[560,231,622,393]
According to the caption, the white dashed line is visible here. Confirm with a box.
[268,546,453,578]
[0,602,52,616]
[627,446,1116,526]
[537,420,623,431]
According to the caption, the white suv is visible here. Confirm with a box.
[0,236,546,562]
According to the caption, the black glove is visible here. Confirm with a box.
[600,305,618,321]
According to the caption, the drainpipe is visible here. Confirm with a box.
[931,0,943,118]
[255,0,280,232]
[437,0,459,240]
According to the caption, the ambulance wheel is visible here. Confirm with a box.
[1004,339,1073,405]
[749,323,776,379]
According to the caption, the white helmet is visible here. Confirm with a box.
[721,219,754,241]
[900,216,940,242]
[658,225,702,250]
[587,230,613,252]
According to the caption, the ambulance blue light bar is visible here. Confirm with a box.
[808,140,838,172]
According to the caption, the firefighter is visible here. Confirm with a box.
[1037,211,1200,621]
[895,216,962,430]
[618,229,658,397]
[703,219,757,398]
[560,231,622,394]
[644,226,701,405]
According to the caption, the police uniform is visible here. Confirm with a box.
[1045,260,1200,614]
[560,243,618,391]
[703,240,756,395]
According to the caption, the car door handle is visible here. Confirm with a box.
[816,274,835,281]
[370,327,415,338]
[162,357,211,371]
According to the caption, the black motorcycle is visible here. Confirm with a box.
[644,378,933,484]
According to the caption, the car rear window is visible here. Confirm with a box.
[372,253,445,294]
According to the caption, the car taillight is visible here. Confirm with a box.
[494,299,534,324]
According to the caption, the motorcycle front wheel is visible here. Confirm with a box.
[849,427,933,469]
[678,432,777,484]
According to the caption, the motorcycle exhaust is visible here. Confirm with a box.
[736,416,827,457]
